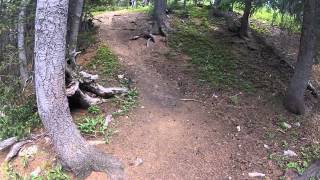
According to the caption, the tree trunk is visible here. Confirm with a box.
[284,0,319,115]
[152,0,169,36]
[239,0,252,37]
[17,0,30,86]
[34,0,124,179]
[67,0,84,69]
[213,0,222,7]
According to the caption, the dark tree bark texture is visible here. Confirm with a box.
[284,0,319,115]
[239,0,252,37]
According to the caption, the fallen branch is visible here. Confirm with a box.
[83,84,128,98]
[180,98,203,103]
[5,140,31,162]
[0,137,18,151]
[130,32,156,46]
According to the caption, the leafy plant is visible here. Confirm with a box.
[44,165,70,180]
[169,12,254,91]
[78,115,105,134]
[88,105,101,114]
[113,88,139,116]
[89,45,119,75]
[286,161,307,174]
[0,100,41,140]
[2,163,22,179]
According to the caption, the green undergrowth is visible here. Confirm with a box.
[112,88,139,116]
[269,143,320,176]
[233,4,301,33]
[169,7,253,91]
[89,44,120,76]
[0,96,40,140]
[92,5,152,16]
[2,163,70,180]
[78,88,138,143]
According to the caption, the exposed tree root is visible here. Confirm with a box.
[5,140,31,161]
[57,141,124,180]
[0,137,18,151]
[65,70,128,108]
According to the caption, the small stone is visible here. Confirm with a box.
[104,115,113,128]
[284,150,298,157]
[236,126,241,132]
[134,157,143,166]
[248,172,265,177]
[88,140,105,145]
[280,122,292,129]
[0,111,5,117]
[141,106,145,109]
[117,74,124,79]
[212,94,218,98]
[30,167,41,177]
[263,144,270,149]
[293,122,301,127]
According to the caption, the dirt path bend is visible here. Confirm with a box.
[94,12,235,179]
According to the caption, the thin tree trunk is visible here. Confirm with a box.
[67,0,84,69]
[18,0,30,86]
[34,0,124,179]
[284,0,319,115]
[239,0,252,37]
[213,0,221,7]
[152,0,168,36]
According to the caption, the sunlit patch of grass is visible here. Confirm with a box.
[89,44,119,76]
[169,16,254,91]
[112,88,139,116]
[93,5,152,16]
[233,4,301,33]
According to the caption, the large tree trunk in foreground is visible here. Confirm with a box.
[284,0,318,115]
[152,0,169,36]
[239,0,252,37]
[17,0,30,86]
[67,0,84,68]
[34,0,124,179]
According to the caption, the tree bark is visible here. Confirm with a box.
[67,0,84,69]
[284,0,319,115]
[239,0,252,37]
[152,0,169,36]
[17,0,30,86]
[34,0,124,179]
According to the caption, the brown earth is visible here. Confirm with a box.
[1,11,320,180]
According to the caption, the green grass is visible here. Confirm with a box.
[93,5,152,16]
[2,163,70,180]
[169,7,253,91]
[89,44,120,76]
[88,105,101,115]
[78,115,105,135]
[0,100,41,140]
[112,88,139,116]
[233,4,301,33]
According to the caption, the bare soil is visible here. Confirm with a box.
[1,11,320,180]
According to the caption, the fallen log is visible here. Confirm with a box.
[81,83,128,98]
[66,70,128,108]
[0,137,18,151]
[5,140,31,162]
[130,32,156,44]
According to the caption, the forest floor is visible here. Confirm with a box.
[2,9,320,180]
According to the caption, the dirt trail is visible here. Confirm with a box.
[94,12,235,179]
